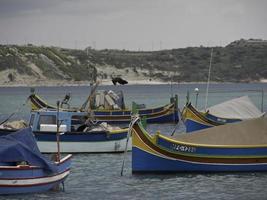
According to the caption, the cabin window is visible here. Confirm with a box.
[71,115,87,125]
[39,115,56,125]
[29,114,35,127]
[71,115,87,131]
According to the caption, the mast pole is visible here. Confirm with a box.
[56,101,61,162]
[261,89,264,112]
[170,75,173,98]
[205,48,213,111]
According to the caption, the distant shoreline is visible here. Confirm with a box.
[0,79,267,87]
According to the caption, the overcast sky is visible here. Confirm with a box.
[0,0,266,50]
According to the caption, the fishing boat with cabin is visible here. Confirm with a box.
[0,101,130,153]
[0,128,72,194]
[131,116,267,173]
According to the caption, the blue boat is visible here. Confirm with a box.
[0,128,72,194]
[131,116,267,173]
[0,109,130,153]
[29,92,179,124]
[182,96,264,132]
[182,103,241,132]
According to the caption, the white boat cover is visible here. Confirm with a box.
[174,116,267,145]
[92,90,124,110]
[206,96,265,119]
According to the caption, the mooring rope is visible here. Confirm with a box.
[120,115,140,176]
[0,97,29,126]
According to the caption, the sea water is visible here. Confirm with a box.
[0,83,267,199]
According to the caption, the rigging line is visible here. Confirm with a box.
[0,97,29,126]
[121,115,140,176]
[204,48,213,111]
[171,108,182,136]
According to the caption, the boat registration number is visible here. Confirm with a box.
[172,144,196,153]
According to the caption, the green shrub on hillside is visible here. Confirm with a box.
[0,39,266,83]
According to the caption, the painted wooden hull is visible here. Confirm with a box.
[37,137,131,153]
[29,94,179,124]
[93,103,179,124]
[36,129,130,153]
[0,154,72,194]
[132,122,267,173]
[0,129,130,153]
[182,103,241,133]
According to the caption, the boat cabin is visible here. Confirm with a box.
[29,109,89,133]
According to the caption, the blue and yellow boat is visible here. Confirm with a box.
[182,96,264,132]
[132,116,267,173]
[29,92,179,124]
[182,103,241,132]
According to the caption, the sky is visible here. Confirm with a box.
[0,0,267,50]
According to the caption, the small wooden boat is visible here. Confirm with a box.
[92,102,178,124]
[0,109,130,153]
[182,96,264,132]
[0,128,72,194]
[182,103,240,132]
[131,116,267,173]
[29,91,179,124]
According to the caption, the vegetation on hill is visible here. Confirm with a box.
[0,39,266,85]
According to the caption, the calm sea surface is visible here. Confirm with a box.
[0,83,267,199]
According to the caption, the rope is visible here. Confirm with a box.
[120,115,140,176]
[0,97,29,126]
[170,109,182,136]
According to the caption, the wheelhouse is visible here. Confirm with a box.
[29,109,88,132]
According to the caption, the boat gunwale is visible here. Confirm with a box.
[95,104,175,118]
[0,154,72,170]
[184,103,223,126]
[137,121,267,150]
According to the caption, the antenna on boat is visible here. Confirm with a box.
[204,48,213,111]
[194,88,199,108]
[170,75,173,98]
[261,89,264,112]
[56,101,61,162]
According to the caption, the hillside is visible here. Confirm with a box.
[0,39,267,86]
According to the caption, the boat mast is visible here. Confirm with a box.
[170,75,173,98]
[204,48,213,111]
[56,101,61,162]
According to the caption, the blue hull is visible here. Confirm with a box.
[34,131,128,142]
[0,178,68,194]
[95,111,179,124]
[0,129,128,142]
[0,155,72,194]
[184,119,212,132]
[132,147,267,173]
[183,103,243,133]
[144,112,178,123]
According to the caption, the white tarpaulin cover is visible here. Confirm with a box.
[174,117,267,145]
[93,90,124,110]
[206,96,265,119]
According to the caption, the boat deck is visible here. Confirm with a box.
[171,117,267,146]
